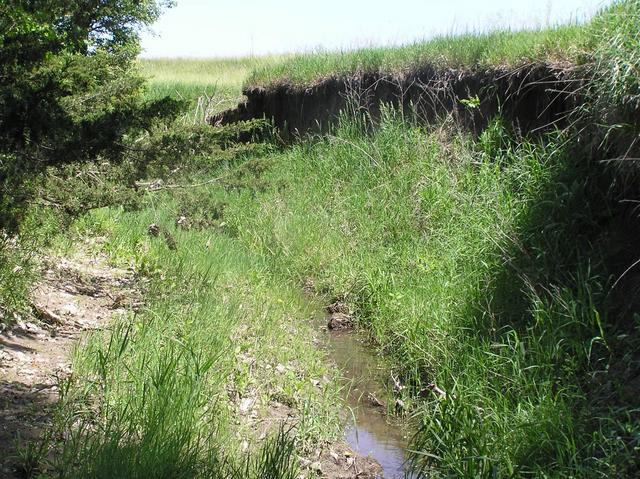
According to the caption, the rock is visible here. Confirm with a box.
[24,322,42,333]
[147,224,160,237]
[239,397,254,413]
[313,445,383,479]
[326,300,350,315]
[367,393,385,407]
[176,215,191,230]
[302,277,315,293]
[327,312,353,331]
[419,382,447,399]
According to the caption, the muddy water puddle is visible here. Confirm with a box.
[315,316,414,478]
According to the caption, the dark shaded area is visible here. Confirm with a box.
[409,122,640,475]
[493,143,640,472]
[211,63,582,138]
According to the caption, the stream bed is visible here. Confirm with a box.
[315,315,413,478]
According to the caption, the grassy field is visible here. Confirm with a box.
[245,25,591,88]
[131,2,639,475]
[217,115,639,476]
[139,56,285,120]
[45,110,638,477]
[30,175,343,478]
[242,0,640,89]
[138,22,591,103]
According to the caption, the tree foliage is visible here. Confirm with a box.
[0,0,181,230]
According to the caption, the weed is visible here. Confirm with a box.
[35,187,341,477]
[216,111,640,476]
[6,3,640,478]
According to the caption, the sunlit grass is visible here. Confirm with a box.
[246,25,592,87]
[138,56,286,118]
[20,2,640,477]
[42,187,342,477]
[217,112,639,476]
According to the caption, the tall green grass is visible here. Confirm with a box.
[590,0,640,112]
[584,0,640,179]
[211,109,639,476]
[246,25,590,88]
[18,2,640,477]
[244,1,640,89]
[0,237,32,327]
[34,106,639,476]
[37,189,342,477]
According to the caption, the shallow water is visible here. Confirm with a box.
[315,317,413,478]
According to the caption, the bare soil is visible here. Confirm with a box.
[0,249,139,478]
[211,63,581,138]
[301,444,383,479]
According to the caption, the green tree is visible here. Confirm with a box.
[0,0,181,230]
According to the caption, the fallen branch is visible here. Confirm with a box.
[31,303,64,325]
[135,176,224,192]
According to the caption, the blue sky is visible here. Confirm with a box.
[140,0,610,58]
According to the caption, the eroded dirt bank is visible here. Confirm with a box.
[211,63,582,137]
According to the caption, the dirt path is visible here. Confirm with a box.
[0,249,139,478]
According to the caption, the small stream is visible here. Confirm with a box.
[315,315,413,478]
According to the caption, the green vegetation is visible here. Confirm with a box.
[3,0,640,477]
[0,0,183,232]
[246,25,591,87]
[38,190,340,478]
[0,237,33,326]
[139,56,285,120]
[218,114,639,475]
[244,1,640,89]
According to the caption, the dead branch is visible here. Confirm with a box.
[135,176,224,192]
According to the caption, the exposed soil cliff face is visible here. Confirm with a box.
[210,63,581,136]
